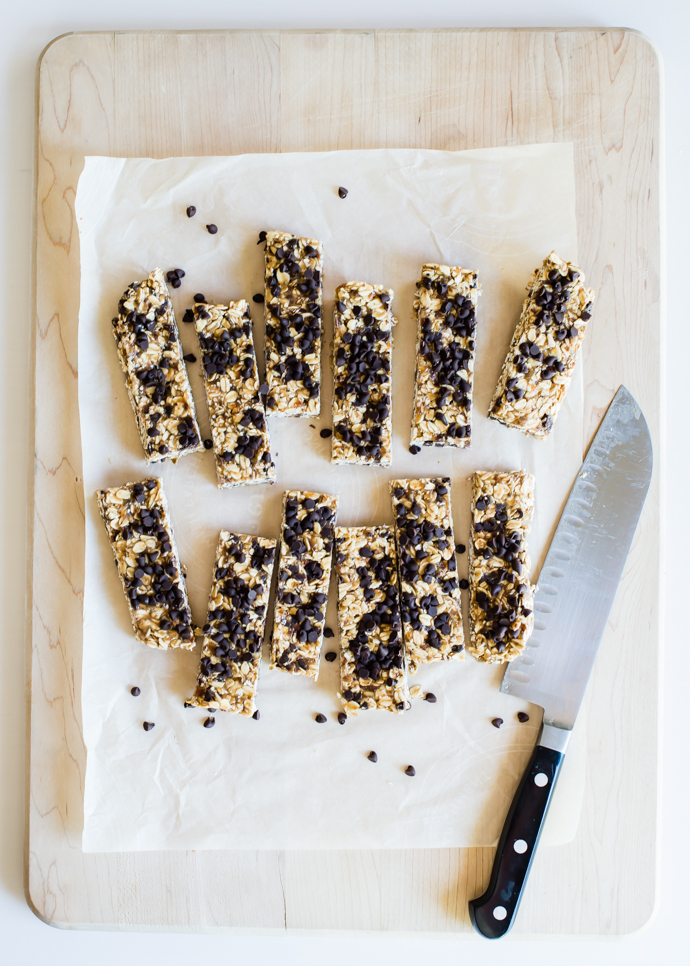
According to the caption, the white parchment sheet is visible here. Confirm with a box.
[77,146,587,853]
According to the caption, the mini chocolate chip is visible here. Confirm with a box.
[194,293,206,303]
[337,712,347,725]
[182,308,194,323]
[338,186,348,199]
[459,578,469,590]
[253,293,265,303]
[186,205,196,217]
[183,353,196,363]
[517,711,530,723]
[203,439,213,449]
[315,713,327,723]
[324,651,337,662]
[491,718,503,729]
[409,445,421,455]
[424,692,437,703]
[206,224,218,234]
[143,721,155,731]
[367,751,378,763]
[130,686,141,696]
[455,544,466,554]
[324,627,334,639]
[320,428,333,438]
[203,717,215,729]
[252,710,260,720]
[405,765,416,777]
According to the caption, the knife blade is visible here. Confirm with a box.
[469,385,653,939]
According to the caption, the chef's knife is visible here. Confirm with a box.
[468,385,653,939]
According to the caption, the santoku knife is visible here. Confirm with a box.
[469,385,653,939]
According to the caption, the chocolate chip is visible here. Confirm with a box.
[315,713,327,723]
[253,293,265,303]
[409,445,421,455]
[337,712,347,725]
[252,710,260,720]
[206,224,218,234]
[203,717,215,729]
[194,293,206,303]
[424,692,437,703]
[405,765,416,777]
[203,439,213,449]
[324,627,334,639]
[367,751,378,762]
[459,578,469,590]
[517,711,530,723]
[338,186,348,199]
[455,544,466,554]
[183,353,196,363]
[324,651,337,662]
[143,721,155,731]
[130,686,141,696]
[320,428,333,438]
[491,718,503,729]
[186,206,196,217]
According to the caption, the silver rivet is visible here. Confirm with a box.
[534,772,548,787]
[514,839,528,854]
[493,905,508,921]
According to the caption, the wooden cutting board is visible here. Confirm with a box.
[29,28,661,936]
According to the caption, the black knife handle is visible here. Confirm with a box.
[469,744,564,939]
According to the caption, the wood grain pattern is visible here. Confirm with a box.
[28,28,660,936]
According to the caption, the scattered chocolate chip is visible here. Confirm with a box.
[206,224,218,234]
[252,710,260,720]
[315,713,327,723]
[257,230,267,244]
[338,186,349,199]
[252,293,265,303]
[324,651,337,662]
[323,627,334,639]
[491,718,503,729]
[337,712,347,725]
[203,439,213,449]
[143,721,155,731]
[186,205,196,217]
[405,765,416,777]
[183,353,196,363]
[194,293,206,303]
[319,428,333,438]
[424,692,437,703]
[409,445,421,455]
[203,717,216,729]
[130,686,140,696]
[367,751,378,763]
[517,711,530,723]
[182,308,194,324]
[455,543,466,554]
[459,578,469,590]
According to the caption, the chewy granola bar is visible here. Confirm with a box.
[263,231,323,417]
[489,252,595,438]
[187,532,276,715]
[270,490,338,678]
[468,471,535,664]
[96,478,194,649]
[335,526,409,715]
[193,297,275,488]
[331,282,395,465]
[411,264,481,449]
[112,268,203,462]
[390,478,464,673]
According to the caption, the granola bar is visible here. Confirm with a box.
[112,268,203,462]
[331,282,395,465]
[411,264,481,449]
[489,252,595,438]
[335,526,409,714]
[468,471,535,664]
[193,297,275,488]
[390,478,464,673]
[270,490,338,677]
[187,532,276,715]
[263,231,323,417]
[96,478,194,649]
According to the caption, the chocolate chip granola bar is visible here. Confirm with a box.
[468,470,535,664]
[331,282,395,465]
[270,490,338,678]
[187,532,276,715]
[193,297,275,487]
[489,252,595,438]
[390,478,464,674]
[96,477,194,649]
[112,268,203,462]
[263,231,323,417]
[335,526,409,715]
[411,264,481,448]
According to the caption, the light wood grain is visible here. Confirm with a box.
[28,28,661,936]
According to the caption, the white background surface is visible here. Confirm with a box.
[0,1,684,963]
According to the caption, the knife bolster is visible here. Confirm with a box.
[540,722,571,753]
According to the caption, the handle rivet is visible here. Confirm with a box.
[513,839,528,853]
[493,906,508,921]
[534,772,548,787]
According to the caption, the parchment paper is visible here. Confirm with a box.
[77,146,587,853]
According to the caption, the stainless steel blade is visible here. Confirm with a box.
[500,386,653,730]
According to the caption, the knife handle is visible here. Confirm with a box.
[468,744,564,939]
